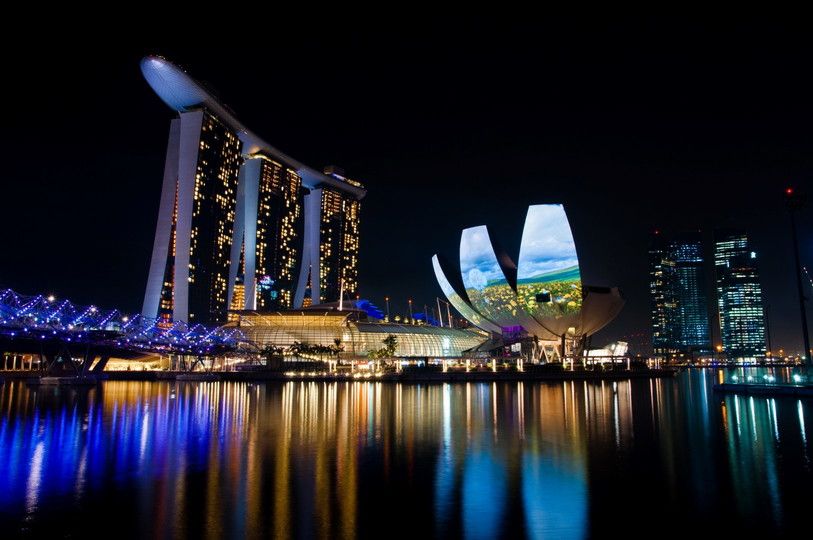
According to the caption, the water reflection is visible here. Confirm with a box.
[0,372,810,538]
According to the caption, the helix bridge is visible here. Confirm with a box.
[0,289,248,373]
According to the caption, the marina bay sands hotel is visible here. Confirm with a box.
[140,56,366,324]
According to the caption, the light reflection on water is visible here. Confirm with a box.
[0,370,811,538]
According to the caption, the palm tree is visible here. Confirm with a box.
[261,344,284,369]
[332,338,344,359]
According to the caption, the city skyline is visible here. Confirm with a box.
[2,23,812,353]
[3,21,813,540]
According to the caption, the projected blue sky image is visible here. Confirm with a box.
[460,226,506,290]
[517,204,580,281]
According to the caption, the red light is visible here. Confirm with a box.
[786,187,794,195]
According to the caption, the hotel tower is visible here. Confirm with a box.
[140,56,366,324]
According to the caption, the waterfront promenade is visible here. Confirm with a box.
[1,367,677,384]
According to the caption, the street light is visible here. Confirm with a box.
[408,298,413,322]
[786,186,811,366]
[384,296,390,321]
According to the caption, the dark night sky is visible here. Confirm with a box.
[2,19,811,354]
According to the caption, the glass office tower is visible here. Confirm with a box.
[714,230,767,361]
[649,232,711,356]
[649,233,671,355]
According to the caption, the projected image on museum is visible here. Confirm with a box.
[433,204,624,358]
[517,204,582,318]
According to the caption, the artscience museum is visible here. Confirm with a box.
[433,204,624,360]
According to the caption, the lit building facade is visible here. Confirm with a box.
[293,166,363,307]
[144,108,241,325]
[229,155,304,312]
[140,56,365,323]
[714,229,766,360]
[648,233,670,354]
[648,231,711,356]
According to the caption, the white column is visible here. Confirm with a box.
[143,119,181,318]
[294,189,323,307]
[172,110,205,323]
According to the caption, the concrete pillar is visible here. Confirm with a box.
[517,357,523,372]
[466,359,470,373]
[442,360,448,373]
[492,359,497,372]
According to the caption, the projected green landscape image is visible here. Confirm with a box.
[517,205,583,318]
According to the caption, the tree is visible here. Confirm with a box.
[261,344,285,369]
[382,334,398,357]
[331,338,344,359]
[288,341,302,357]
[368,334,398,361]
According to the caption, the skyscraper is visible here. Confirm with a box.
[141,56,365,323]
[229,155,304,312]
[649,232,711,356]
[714,230,767,361]
[649,232,670,354]
[295,166,362,306]
[144,108,242,325]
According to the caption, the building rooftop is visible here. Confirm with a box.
[141,55,366,200]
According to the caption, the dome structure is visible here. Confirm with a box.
[432,204,623,341]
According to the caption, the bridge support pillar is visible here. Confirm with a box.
[92,356,110,373]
